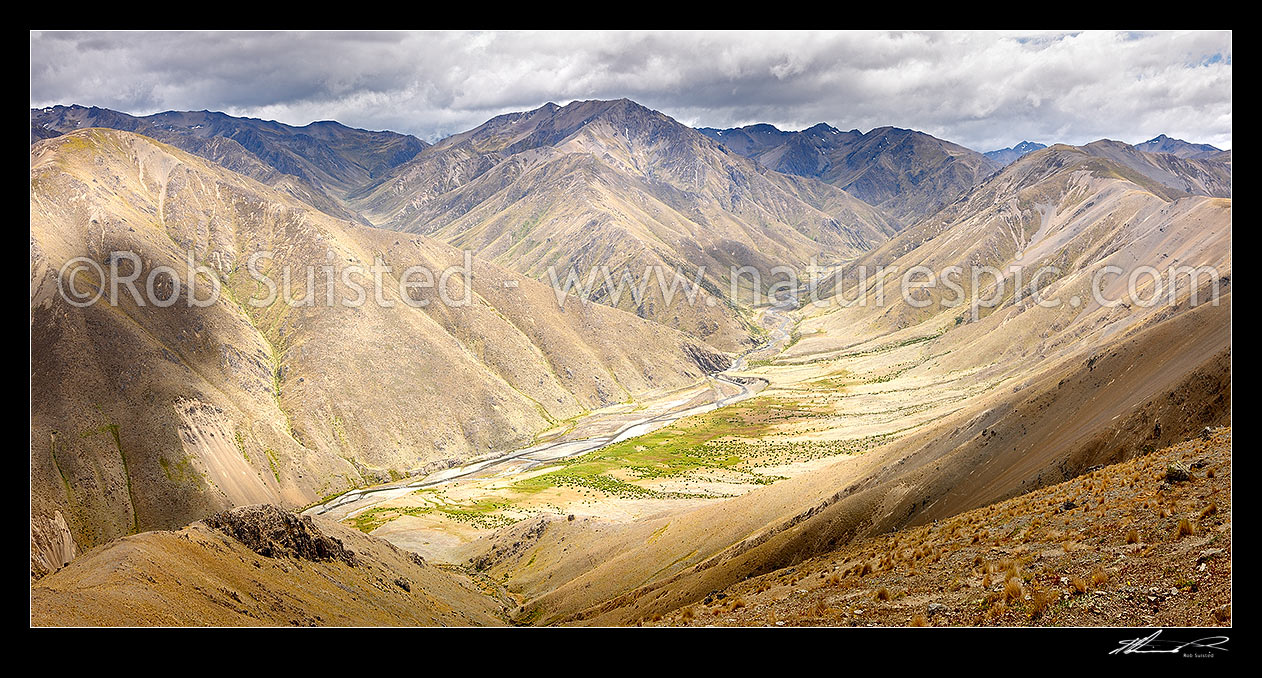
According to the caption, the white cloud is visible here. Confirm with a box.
[29,30,1232,151]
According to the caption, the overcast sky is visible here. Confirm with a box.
[30,30,1232,151]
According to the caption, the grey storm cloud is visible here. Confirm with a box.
[30,30,1232,151]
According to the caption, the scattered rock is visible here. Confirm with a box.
[927,602,947,616]
[1164,463,1191,484]
[1197,548,1224,564]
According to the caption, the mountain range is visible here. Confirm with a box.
[32,104,429,225]
[345,99,904,349]
[448,136,1231,626]
[31,127,726,569]
[697,122,1000,223]
[29,98,1232,627]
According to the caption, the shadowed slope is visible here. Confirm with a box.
[350,100,901,351]
[699,123,1001,222]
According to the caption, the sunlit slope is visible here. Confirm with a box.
[32,104,428,224]
[792,143,1231,364]
[458,140,1230,626]
[32,505,508,626]
[477,289,1228,627]
[30,128,726,570]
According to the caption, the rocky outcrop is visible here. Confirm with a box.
[684,343,729,374]
[30,511,78,580]
[203,504,358,566]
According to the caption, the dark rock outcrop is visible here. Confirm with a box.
[204,504,358,566]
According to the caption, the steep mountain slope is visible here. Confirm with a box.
[32,504,508,626]
[984,141,1047,166]
[1135,134,1222,159]
[789,142,1232,373]
[698,123,1000,222]
[466,301,1229,626]
[650,429,1232,628]
[348,99,900,351]
[456,138,1230,626]
[31,104,427,223]
[30,128,726,572]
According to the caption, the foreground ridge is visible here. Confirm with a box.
[31,504,511,626]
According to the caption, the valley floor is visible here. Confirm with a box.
[324,303,980,562]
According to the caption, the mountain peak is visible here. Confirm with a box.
[984,140,1048,166]
[1135,134,1222,159]
[804,122,841,136]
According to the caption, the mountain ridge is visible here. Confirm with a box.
[697,122,1000,223]
[347,98,902,350]
[31,104,429,224]
[1135,133,1223,159]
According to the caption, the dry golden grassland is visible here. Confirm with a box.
[650,428,1231,627]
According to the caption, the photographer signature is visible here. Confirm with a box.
[1111,630,1229,656]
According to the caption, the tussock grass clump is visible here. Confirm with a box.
[909,613,929,627]
[1071,577,1089,595]
[1029,587,1053,619]
[1125,529,1140,544]
[1172,518,1195,540]
[875,587,892,601]
[1003,578,1023,605]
